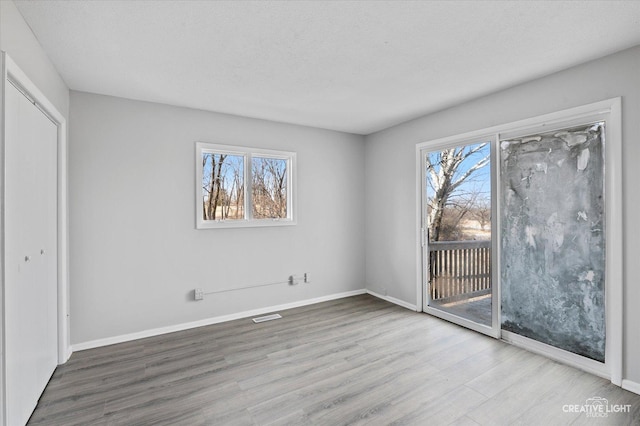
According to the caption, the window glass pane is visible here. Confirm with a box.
[425,141,492,326]
[251,157,287,219]
[426,142,491,242]
[202,153,244,220]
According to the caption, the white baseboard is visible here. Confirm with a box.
[366,289,418,311]
[63,347,72,363]
[622,379,640,395]
[72,289,367,352]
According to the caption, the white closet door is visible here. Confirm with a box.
[5,82,58,426]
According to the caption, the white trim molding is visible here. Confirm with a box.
[621,379,640,396]
[366,289,418,311]
[72,289,366,352]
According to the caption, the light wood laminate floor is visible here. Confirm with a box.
[29,295,640,425]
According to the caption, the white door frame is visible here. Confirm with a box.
[415,98,623,386]
[0,52,70,425]
[417,135,500,339]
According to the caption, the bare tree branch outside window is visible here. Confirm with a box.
[197,143,294,228]
[426,142,491,241]
[202,153,244,220]
[252,157,287,219]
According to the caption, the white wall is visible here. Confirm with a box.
[364,46,640,384]
[0,0,69,119]
[69,91,365,344]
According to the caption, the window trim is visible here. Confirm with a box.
[195,142,296,229]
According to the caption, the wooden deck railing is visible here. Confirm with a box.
[429,240,491,302]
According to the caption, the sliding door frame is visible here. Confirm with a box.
[418,134,500,338]
[415,98,622,386]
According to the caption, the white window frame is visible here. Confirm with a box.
[195,142,296,229]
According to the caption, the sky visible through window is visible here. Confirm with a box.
[426,142,491,202]
[426,141,491,241]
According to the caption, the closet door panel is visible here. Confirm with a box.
[5,82,58,426]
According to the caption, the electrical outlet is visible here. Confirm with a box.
[194,288,204,301]
[288,275,299,285]
[304,272,311,283]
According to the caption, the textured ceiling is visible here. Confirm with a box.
[13,0,640,135]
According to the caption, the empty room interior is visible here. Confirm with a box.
[2,0,640,425]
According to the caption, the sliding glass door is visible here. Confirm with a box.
[416,100,621,381]
[421,138,498,336]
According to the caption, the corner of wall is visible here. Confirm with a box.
[0,0,70,119]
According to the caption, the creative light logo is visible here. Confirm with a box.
[563,397,632,418]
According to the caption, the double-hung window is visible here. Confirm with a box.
[196,142,296,228]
